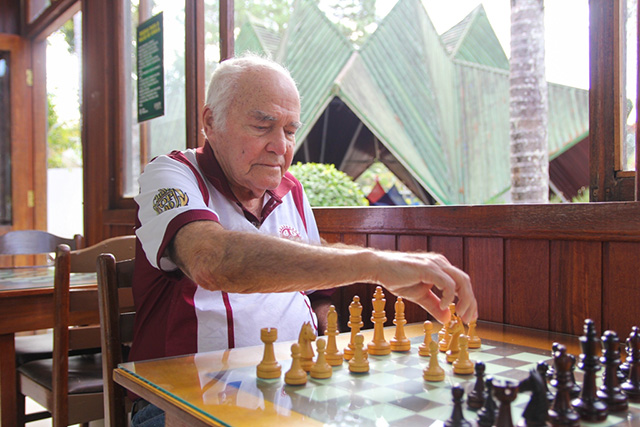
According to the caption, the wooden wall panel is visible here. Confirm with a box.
[366,233,396,327]
[549,240,602,335]
[429,236,463,269]
[315,205,640,334]
[333,233,368,331]
[466,237,504,323]
[320,232,341,244]
[505,239,550,329]
[367,233,396,251]
[602,242,640,335]
[397,235,430,323]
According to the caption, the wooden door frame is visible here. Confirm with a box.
[0,34,40,236]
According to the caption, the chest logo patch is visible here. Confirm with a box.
[279,225,301,240]
[153,188,189,214]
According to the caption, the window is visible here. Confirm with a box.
[0,52,11,224]
[123,0,187,197]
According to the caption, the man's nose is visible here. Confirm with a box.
[267,129,288,155]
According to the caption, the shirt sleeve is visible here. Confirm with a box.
[135,154,218,271]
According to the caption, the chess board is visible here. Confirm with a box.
[202,334,640,426]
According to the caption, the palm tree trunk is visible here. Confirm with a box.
[510,0,548,203]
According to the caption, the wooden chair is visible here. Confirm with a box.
[16,236,136,426]
[0,229,84,266]
[15,235,137,364]
[0,230,84,423]
[97,253,136,427]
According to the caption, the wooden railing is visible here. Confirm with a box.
[313,202,640,337]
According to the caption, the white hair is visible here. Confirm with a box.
[204,53,299,130]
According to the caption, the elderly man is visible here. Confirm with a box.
[129,54,477,426]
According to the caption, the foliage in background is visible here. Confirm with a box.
[289,162,368,207]
[550,186,589,203]
[235,0,294,35]
[47,94,81,168]
[319,0,377,46]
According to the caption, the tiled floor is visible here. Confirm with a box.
[25,398,104,426]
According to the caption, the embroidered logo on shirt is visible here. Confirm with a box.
[152,188,189,214]
[279,225,301,240]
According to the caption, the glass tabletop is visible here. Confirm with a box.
[117,323,636,426]
[0,265,96,291]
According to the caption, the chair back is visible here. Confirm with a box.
[97,253,136,427]
[0,230,84,266]
[70,235,136,272]
[46,244,103,426]
[17,236,135,426]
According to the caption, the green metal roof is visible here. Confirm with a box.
[276,0,354,141]
[235,0,589,205]
[235,19,281,57]
[442,5,510,70]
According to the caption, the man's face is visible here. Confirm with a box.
[204,68,301,203]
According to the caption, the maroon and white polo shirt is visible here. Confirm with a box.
[129,143,319,362]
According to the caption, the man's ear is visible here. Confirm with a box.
[202,106,215,134]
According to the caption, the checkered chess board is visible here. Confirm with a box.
[205,335,640,426]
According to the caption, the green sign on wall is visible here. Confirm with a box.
[137,12,164,123]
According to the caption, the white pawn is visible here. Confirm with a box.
[311,338,332,379]
[349,333,370,373]
[419,320,433,357]
[424,340,445,382]
[285,343,307,385]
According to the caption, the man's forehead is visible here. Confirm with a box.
[249,109,302,129]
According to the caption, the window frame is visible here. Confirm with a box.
[589,0,638,201]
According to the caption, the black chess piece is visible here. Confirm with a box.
[445,384,472,427]
[548,344,580,426]
[477,376,498,427]
[568,352,581,399]
[571,319,608,421]
[467,361,486,410]
[597,330,628,412]
[493,379,518,427]
[621,326,640,402]
[536,360,555,404]
[548,342,560,386]
[519,368,549,426]
[619,338,631,383]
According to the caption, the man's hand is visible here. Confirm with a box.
[369,251,477,325]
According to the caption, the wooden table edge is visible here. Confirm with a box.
[114,368,227,427]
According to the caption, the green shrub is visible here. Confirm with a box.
[288,162,369,207]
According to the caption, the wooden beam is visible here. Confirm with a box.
[220,0,234,60]
[186,0,205,149]
[23,0,80,40]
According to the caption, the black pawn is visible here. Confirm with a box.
[597,330,628,412]
[445,384,471,427]
[467,361,486,410]
[568,353,581,398]
[548,344,580,426]
[536,361,555,404]
[619,341,630,383]
[571,319,608,421]
[477,376,498,427]
[519,368,549,426]
[621,326,640,402]
[493,379,518,427]
[548,342,560,385]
